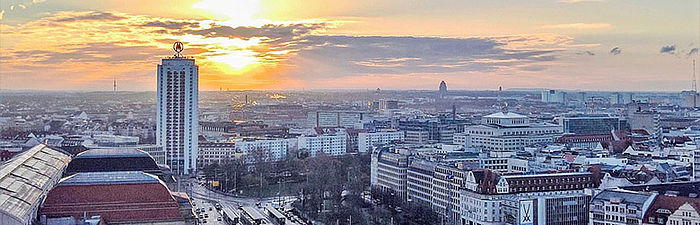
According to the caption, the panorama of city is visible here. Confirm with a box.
[1,1,699,225]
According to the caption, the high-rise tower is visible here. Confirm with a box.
[438,80,448,99]
[157,41,199,175]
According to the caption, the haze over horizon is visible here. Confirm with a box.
[0,0,699,91]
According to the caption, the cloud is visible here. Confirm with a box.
[180,23,326,41]
[660,45,676,54]
[541,23,611,29]
[610,47,621,55]
[0,10,575,90]
[689,48,698,56]
[141,20,200,29]
[284,35,565,78]
[51,11,125,22]
[576,50,595,56]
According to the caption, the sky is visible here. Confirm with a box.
[0,0,698,91]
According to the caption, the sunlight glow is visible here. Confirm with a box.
[208,49,259,71]
[192,0,262,26]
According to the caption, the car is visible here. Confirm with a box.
[209,207,212,211]
[215,203,222,210]
[202,219,207,223]
[204,214,209,218]
[217,217,222,221]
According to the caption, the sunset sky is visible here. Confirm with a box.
[0,0,698,91]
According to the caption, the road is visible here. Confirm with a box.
[188,178,300,225]
[193,200,226,225]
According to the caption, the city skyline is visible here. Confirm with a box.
[0,0,699,92]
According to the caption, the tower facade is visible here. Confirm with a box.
[156,42,199,175]
[438,81,448,99]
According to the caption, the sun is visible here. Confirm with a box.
[190,0,268,72]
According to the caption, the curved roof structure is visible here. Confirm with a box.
[65,148,162,176]
[0,144,71,225]
[75,148,151,158]
[39,171,184,224]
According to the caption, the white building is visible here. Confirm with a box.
[589,190,657,225]
[306,111,371,128]
[197,142,236,166]
[541,90,566,103]
[156,42,199,175]
[297,128,347,156]
[464,112,562,152]
[370,149,409,200]
[667,202,700,225]
[358,130,404,153]
[235,138,292,162]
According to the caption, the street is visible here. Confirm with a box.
[189,178,301,225]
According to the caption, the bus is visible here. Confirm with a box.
[265,205,286,224]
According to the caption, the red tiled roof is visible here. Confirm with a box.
[643,195,700,223]
[39,183,184,223]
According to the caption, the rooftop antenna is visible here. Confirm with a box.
[695,59,697,93]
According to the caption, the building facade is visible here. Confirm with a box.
[464,112,562,152]
[197,142,237,166]
[358,130,404,153]
[589,190,657,225]
[297,128,347,156]
[156,43,199,175]
[558,114,622,135]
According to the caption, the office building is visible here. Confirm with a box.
[461,170,598,225]
[378,99,399,110]
[464,112,562,152]
[297,128,347,156]
[557,114,622,135]
[399,117,460,144]
[358,130,404,153]
[407,160,436,206]
[500,192,591,225]
[156,41,199,175]
[541,90,566,103]
[370,149,409,200]
[197,142,237,166]
[589,190,657,225]
[306,111,370,128]
[235,138,292,162]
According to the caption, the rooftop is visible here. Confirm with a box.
[483,112,527,119]
[75,148,151,159]
[58,171,161,186]
[593,189,656,205]
[0,144,71,225]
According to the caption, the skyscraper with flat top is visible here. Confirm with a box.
[157,41,199,175]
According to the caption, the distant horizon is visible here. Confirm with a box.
[0,87,692,94]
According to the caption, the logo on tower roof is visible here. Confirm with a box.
[173,41,184,58]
